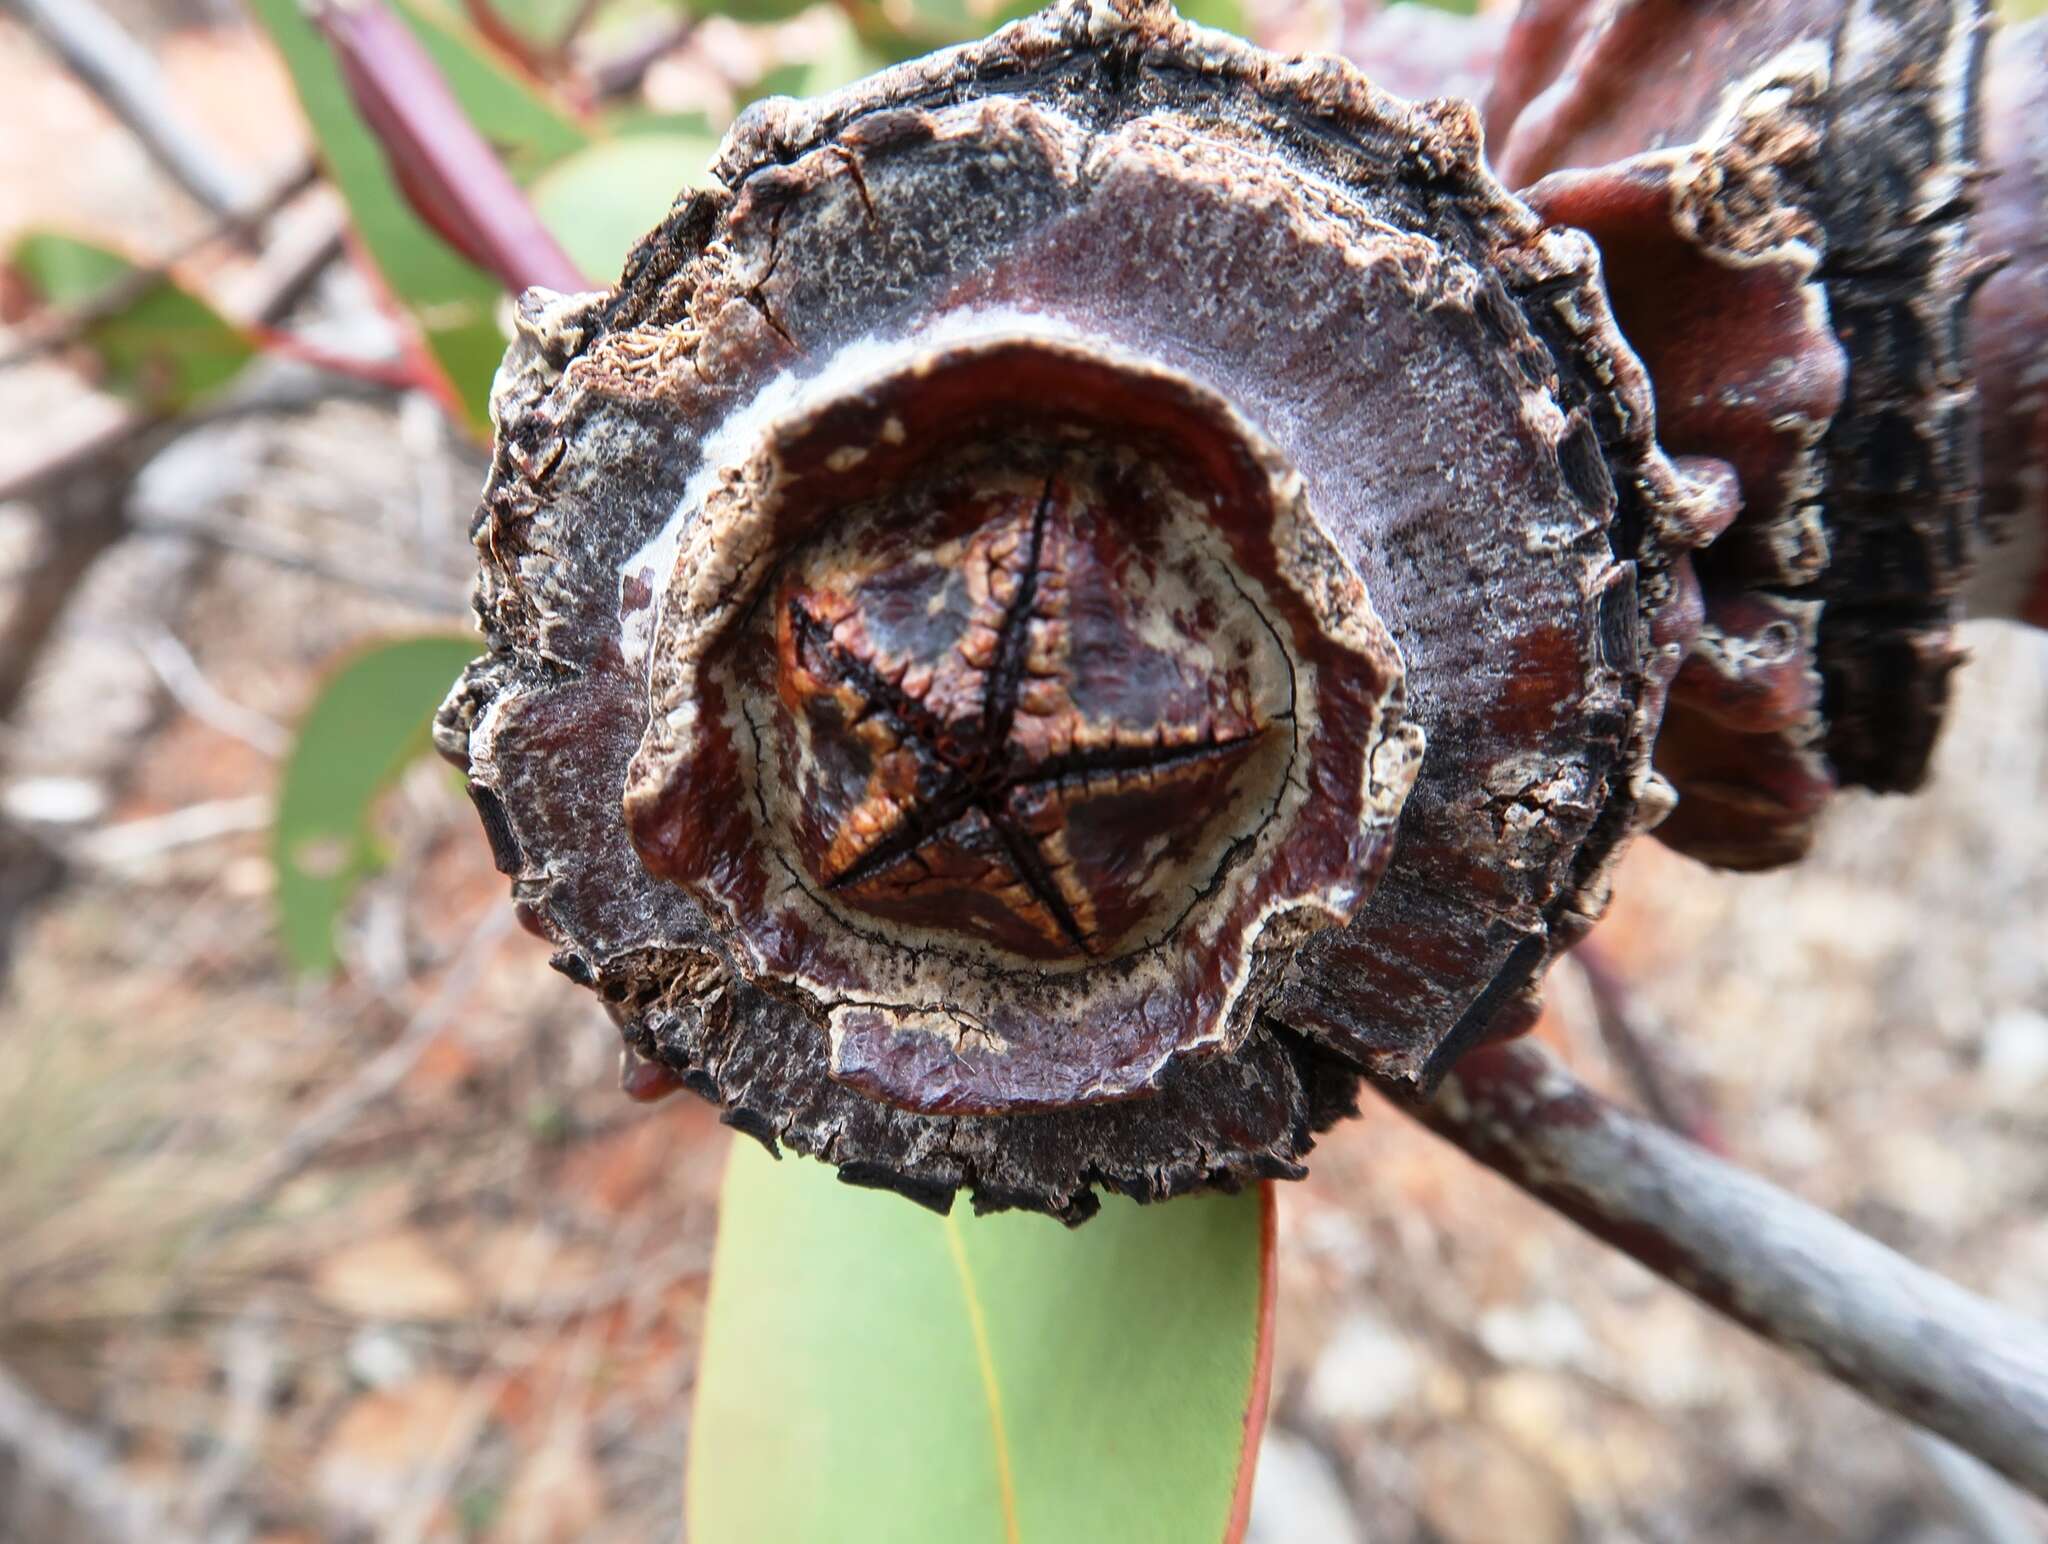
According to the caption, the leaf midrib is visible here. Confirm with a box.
[944,1213,1022,1544]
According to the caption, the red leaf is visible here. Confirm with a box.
[310,0,589,296]
[1225,1181,1279,1544]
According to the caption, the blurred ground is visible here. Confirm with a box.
[2,4,2046,1542]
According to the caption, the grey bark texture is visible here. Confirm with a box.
[1388,1038,2048,1500]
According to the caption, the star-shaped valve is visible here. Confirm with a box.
[769,462,1291,964]
[621,334,1420,1114]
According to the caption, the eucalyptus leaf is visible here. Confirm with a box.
[688,1140,1273,1543]
[689,0,817,24]
[530,132,718,280]
[247,0,589,431]
[425,0,589,55]
[9,233,255,413]
[250,0,506,431]
[395,0,590,177]
[605,107,719,140]
[272,636,478,975]
[1178,0,1246,33]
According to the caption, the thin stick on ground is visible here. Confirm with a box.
[1565,943,1726,1153]
[187,906,518,1253]
[175,1300,279,1534]
[1374,1037,2048,1501]
[71,796,274,870]
[6,0,254,224]
[135,628,291,758]
[0,1357,198,1544]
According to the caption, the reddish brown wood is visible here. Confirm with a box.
[1491,0,1998,864]
[772,475,1277,960]
[620,338,1420,1115]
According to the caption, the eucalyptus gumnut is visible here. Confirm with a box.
[438,0,1725,1221]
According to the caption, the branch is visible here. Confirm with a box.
[173,1302,278,1534]
[241,324,430,390]
[5,0,252,224]
[1910,1433,2042,1544]
[459,0,556,81]
[0,1357,197,1544]
[130,512,468,615]
[184,906,517,1254]
[1376,1038,2048,1500]
[0,451,131,721]
[0,214,361,725]
[71,795,273,869]
[1565,945,1726,1153]
[0,212,357,508]
[583,15,697,102]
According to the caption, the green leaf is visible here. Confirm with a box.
[688,1141,1274,1544]
[251,0,504,431]
[8,233,256,412]
[739,59,812,106]
[1177,0,1246,33]
[841,0,1024,61]
[530,131,717,281]
[604,107,719,140]
[738,14,888,105]
[441,0,588,55]
[691,0,817,24]
[272,636,479,975]
[247,0,590,432]
[396,0,590,177]
[842,0,1238,56]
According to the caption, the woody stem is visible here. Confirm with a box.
[1373,1038,2048,1500]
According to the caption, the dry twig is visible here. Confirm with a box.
[175,1300,280,1533]
[1379,1038,2048,1499]
[136,627,291,757]
[0,1357,197,1544]
[1563,944,1726,1153]
[0,211,356,732]
[72,796,273,869]
[5,0,254,223]
[585,15,697,101]
[1910,1433,2042,1544]
[190,906,519,1250]
[130,511,467,615]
